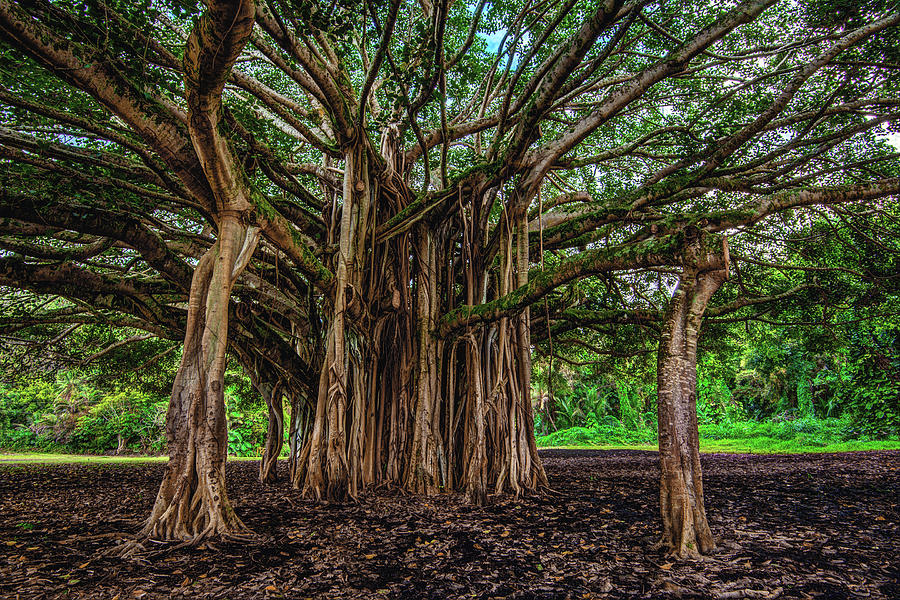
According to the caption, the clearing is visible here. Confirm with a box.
[1,450,897,599]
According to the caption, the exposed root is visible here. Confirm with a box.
[105,539,147,559]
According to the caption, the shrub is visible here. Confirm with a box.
[71,391,167,453]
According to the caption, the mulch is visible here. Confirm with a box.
[1,449,897,599]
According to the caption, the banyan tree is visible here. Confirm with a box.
[0,0,898,557]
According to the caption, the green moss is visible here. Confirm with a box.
[249,187,333,286]
[439,235,682,335]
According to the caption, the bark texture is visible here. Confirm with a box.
[141,219,257,542]
[139,0,259,542]
[258,379,285,485]
[656,238,728,557]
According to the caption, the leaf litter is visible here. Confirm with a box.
[0,450,897,599]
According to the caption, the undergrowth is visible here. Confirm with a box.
[535,414,900,452]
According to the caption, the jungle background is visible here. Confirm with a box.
[3,283,897,457]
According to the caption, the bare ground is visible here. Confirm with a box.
[1,449,897,599]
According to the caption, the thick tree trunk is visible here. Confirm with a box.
[135,0,259,544]
[458,213,547,502]
[298,145,369,500]
[461,335,488,504]
[656,245,727,558]
[405,228,445,494]
[140,216,258,542]
[291,163,547,503]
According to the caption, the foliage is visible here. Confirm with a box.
[0,364,277,457]
[536,414,899,452]
[843,323,900,434]
[537,422,657,447]
[0,372,168,454]
[221,365,270,457]
[71,391,167,454]
[225,393,268,458]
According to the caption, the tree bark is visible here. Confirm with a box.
[297,144,369,500]
[656,240,728,558]
[258,380,284,485]
[405,227,445,494]
[140,216,258,542]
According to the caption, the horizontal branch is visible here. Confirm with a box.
[0,192,193,291]
[438,235,682,337]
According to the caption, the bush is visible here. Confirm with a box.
[72,391,167,453]
[697,415,862,445]
[536,422,657,447]
[225,392,268,457]
[0,381,56,433]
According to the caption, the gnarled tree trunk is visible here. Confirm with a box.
[656,238,728,558]
[139,0,258,543]
[296,144,372,500]
[141,216,258,542]
[458,207,547,502]
[405,226,446,494]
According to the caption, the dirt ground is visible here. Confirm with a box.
[1,449,897,599]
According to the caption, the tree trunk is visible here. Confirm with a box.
[405,227,445,494]
[287,392,309,483]
[258,380,284,485]
[139,216,258,542]
[297,144,369,500]
[458,212,547,502]
[290,160,548,503]
[656,245,727,558]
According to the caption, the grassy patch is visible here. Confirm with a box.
[0,452,260,465]
[538,439,900,453]
[0,452,167,464]
[697,438,900,454]
[536,416,900,454]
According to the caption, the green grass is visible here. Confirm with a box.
[536,416,900,454]
[0,452,261,465]
[0,452,167,464]
[539,439,900,453]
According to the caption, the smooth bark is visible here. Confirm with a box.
[656,242,728,558]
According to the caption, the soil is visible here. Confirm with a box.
[1,450,897,599]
